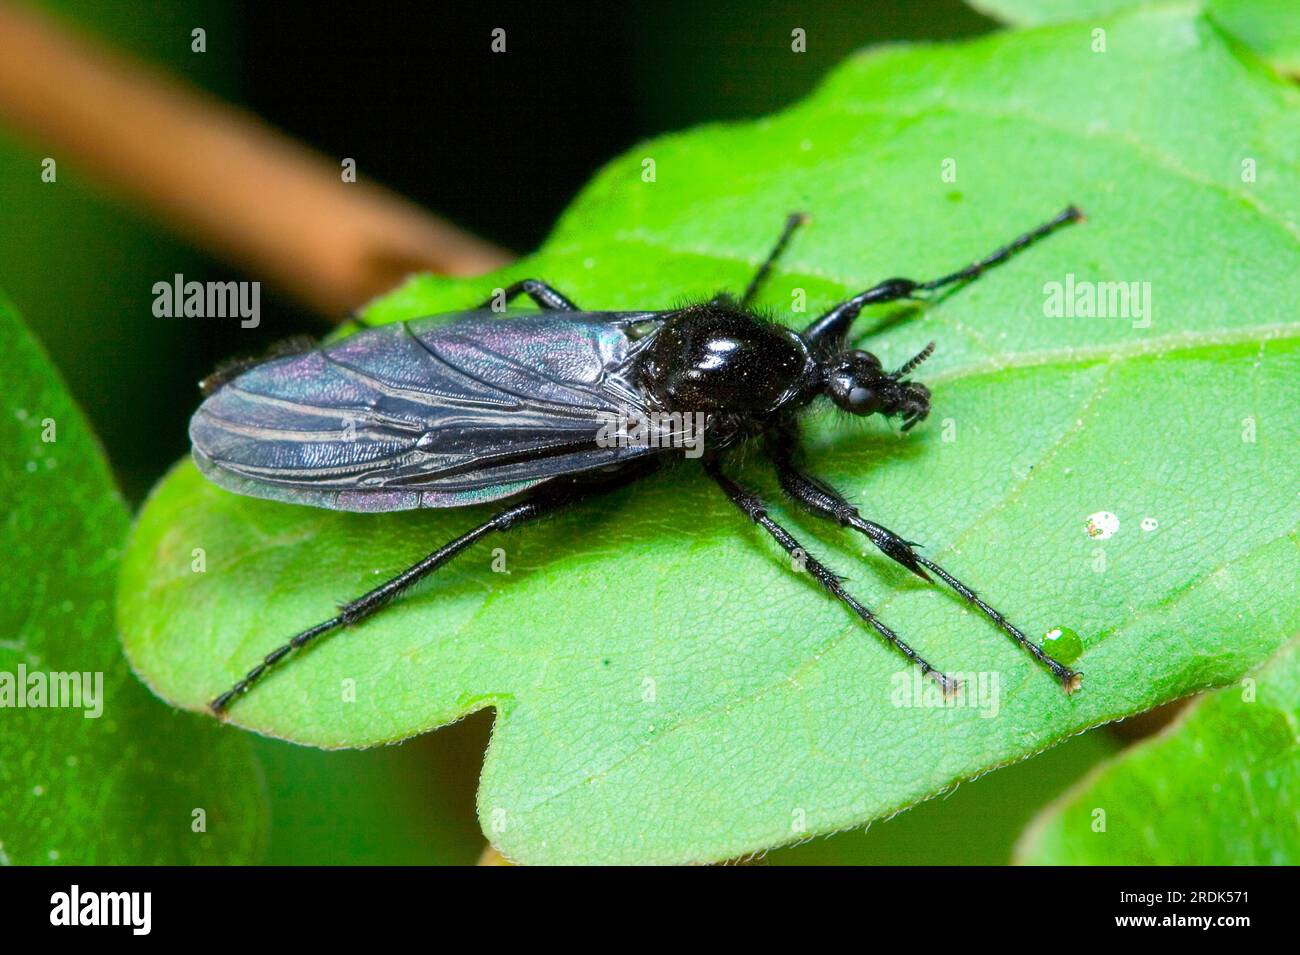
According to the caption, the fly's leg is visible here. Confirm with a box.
[478,279,580,312]
[804,205,1083,347]
[209,469,641,714]
[211,495,559,713]
[706,461,958,695]
[768,445,1082,693]
[352,277,576,332]
[211,461,659,713]
[740,212,807,306]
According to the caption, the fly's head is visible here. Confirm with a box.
[822,341,935,431]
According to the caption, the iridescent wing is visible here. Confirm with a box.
[190,311,663,511]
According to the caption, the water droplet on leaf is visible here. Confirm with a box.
[1041,626,1083,665]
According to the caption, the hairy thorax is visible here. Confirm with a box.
[634,303,815,425]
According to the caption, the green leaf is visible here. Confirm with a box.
[770,728,1122,864]
[0,294,268,865]
[1016,638,1300,864]
[966,0,1300,74]
[118,6,1300,864]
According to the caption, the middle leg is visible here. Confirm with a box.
[707,461,957,694]
[768,441,1082,692]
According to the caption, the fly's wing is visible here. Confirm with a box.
[190,311,664,511]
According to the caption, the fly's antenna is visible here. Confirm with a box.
[892,341,935,378]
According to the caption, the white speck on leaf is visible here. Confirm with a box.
[1085,511,1120,540]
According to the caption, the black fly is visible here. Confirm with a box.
[194,206,1085,713]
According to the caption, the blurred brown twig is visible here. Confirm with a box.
[0,3,512,317]
[476,844,514,866]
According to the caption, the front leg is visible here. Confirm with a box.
[768,439,1082,693]
[802,206,1082,349]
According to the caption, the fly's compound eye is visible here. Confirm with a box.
[845,386,883,415]
[825,350,887,416]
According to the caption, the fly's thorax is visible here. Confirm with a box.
[634,305,815,416]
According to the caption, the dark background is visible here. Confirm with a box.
[3,0,1126,865]
[3,0,992,501]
